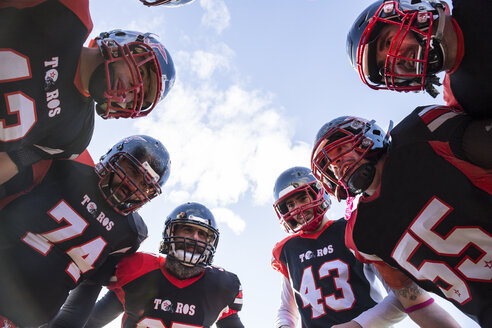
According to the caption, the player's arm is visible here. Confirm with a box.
[0,152,19,186]
[84,290,124,328]
[374,262,461,328]
[49,280,103,328]
[333,263,406,328]
[274,275,299,328]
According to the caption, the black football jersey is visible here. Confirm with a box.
[444,0,492,118]
[346,105,492,325]
[0,0,95,161]
[0,158,147,326]
[107,253,243,328]
[272,219,381,328]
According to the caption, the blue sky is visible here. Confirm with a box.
[87,0,479,327]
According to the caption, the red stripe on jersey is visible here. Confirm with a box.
[344,207,369,264]
[429,141,492,194]
[418,106,453,125]
[217,307,239,321]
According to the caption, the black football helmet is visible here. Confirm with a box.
[89,29,175,119]
[95,135,171,215]
[346,0,448,97]
[160,202,219,267]
[311,117,390,200]
[140,0,196,6]
[273,167,331,233]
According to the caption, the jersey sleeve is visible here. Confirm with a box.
[0,0,92,34]
[271,241,289,279]
[227,272,243,313]
[128,213,149,250]
[109,252,160,290]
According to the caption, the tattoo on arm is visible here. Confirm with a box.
[392,282,424,301]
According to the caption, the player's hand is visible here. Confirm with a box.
[331,320,362,328]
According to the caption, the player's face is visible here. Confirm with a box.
[284,192,314,223]
[110,59,152,110]
[325,142,364,183]
[373,24,420,77]
[175,224,209,242]
[110,157,157,203]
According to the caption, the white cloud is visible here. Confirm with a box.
[199,0,230,34]
[211,207,246,234]
[135,45,311,234]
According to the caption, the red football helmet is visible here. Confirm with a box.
[346,0,448,97]
[89,30,175,119]
[140,0,196,7]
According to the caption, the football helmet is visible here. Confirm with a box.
[95,135,171,215]
[140,0,196,6]
[89,29,175,119]
[346,0,448,97]
[311,117,390,200]
[160,202,219,267]
[273,167,331,234]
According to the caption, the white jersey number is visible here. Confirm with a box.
[0,50,36,142]
[392,197,492,304]
[299,259,355,318]
[22,200,107,283]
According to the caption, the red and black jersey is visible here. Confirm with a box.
[0,157,147,327]
[0,0,95,165]
[105,252,243,328]
[272,219,381,328]
[443,0,492,118]
[346,105,492,326]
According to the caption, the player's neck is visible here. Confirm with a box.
[364,157,384,196]
[79,47,104,94]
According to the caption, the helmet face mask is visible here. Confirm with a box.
[160,203,219,267]
[348,1,447,96]
[273,167,331,234]
[311,117,389,200]
[96,135,171,215]
[90,30,175,119]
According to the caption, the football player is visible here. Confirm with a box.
[140,0,196,7]
[310,110,492,326]
[54,202,244,328]
[271,166,460,328]
[0,1,175,190]
[0,135,171,327]
[346,0,492,118]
